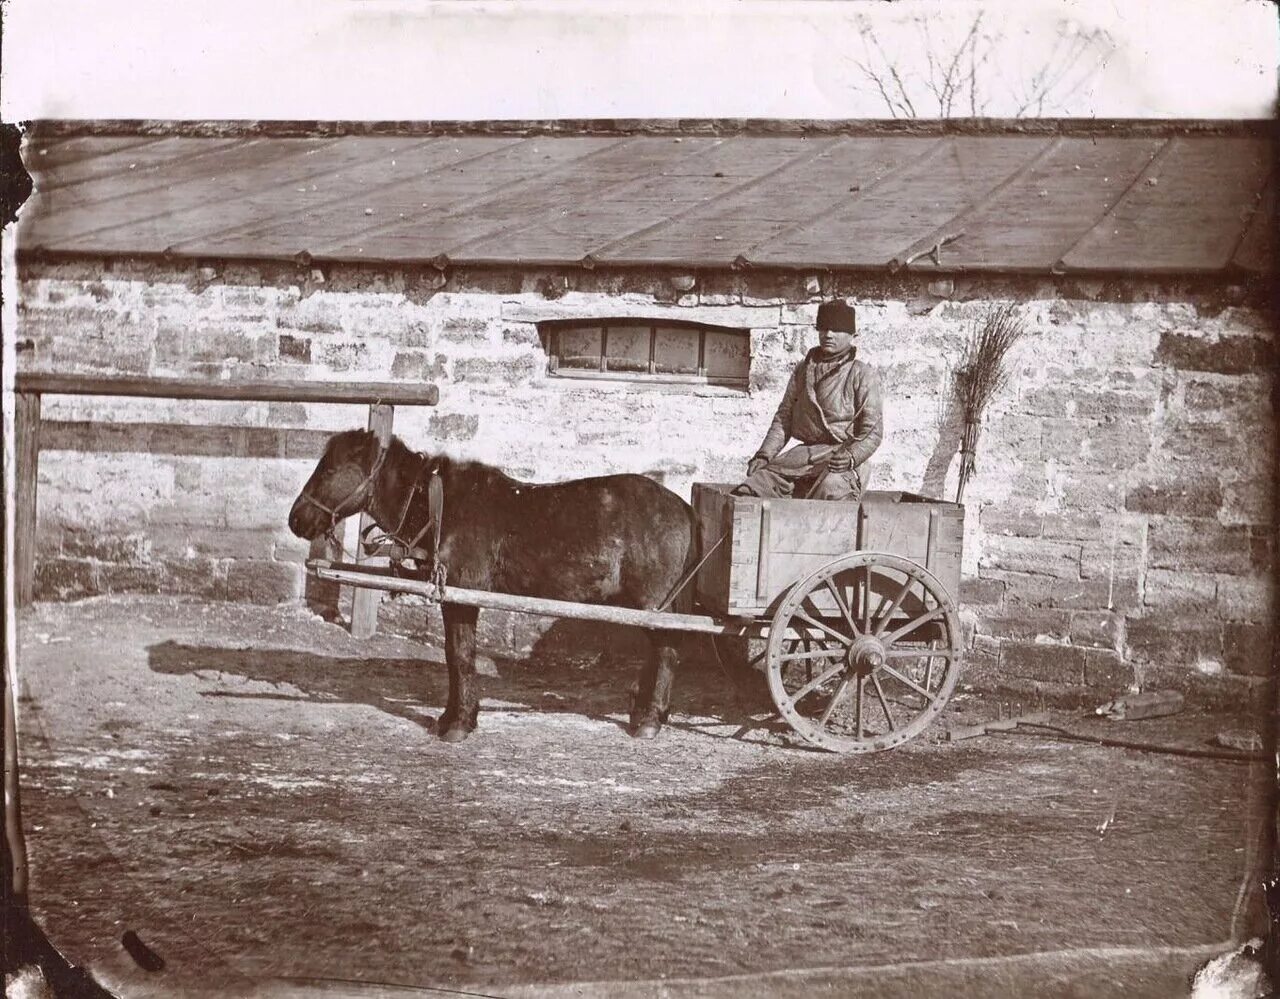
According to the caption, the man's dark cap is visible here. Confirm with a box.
[816,300,857,334]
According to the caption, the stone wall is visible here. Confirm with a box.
[15,258,1276,702]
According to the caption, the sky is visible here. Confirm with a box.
[0,0,1276,121]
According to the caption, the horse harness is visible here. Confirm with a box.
[300,443,447,590]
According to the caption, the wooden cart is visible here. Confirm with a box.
[310,485,966,754]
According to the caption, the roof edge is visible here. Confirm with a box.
[22,117,1280,140]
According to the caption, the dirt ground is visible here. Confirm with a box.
[11,595,1273,998]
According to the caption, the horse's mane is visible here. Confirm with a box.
[381,432,521,491]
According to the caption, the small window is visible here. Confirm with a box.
[538,319,750,388]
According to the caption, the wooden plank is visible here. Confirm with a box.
[350,404,394,640]
[1060,136,1273,273]
[605,136,933,268]
[21,138,346,249]
[15,373,439,407]
[34,137,241,192]
[754,136,1051,269]
[15,393,41,607]
[310,561,756,636]
[179,136,526,259]
[27,135,164,169]
[1232,179,1275,274]
[907,136,1167,272]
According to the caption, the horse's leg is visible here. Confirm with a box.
[631,630,680,740]
[439,602,480,743]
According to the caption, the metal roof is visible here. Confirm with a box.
[17,130,1273,275]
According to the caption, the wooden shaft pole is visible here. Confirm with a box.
[310,561,760,637]
[15,393,41,607]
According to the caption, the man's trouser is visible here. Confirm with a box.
[733,443,866,502]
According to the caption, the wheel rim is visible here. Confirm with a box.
[765,552,964,754]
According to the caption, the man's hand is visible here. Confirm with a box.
[825,449,853,472]
[746,456,769,477]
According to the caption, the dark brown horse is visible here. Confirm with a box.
[288,430,700,743]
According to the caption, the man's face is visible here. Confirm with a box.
[818,327,855,355]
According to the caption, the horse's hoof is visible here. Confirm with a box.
[439,725,473,744]
[632,722,662,740]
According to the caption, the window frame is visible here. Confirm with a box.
[537,317,750,389]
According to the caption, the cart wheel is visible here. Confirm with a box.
[766,551,964,754]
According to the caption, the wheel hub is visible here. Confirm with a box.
[846,635,886,674]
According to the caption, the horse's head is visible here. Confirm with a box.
[288,429,384,541]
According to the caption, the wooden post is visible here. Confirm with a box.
[350,403,393,640]
[15,393,41,607]
[304,535,343,621]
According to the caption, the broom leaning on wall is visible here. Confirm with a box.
[953,304,1027,504]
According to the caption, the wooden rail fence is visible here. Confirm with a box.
[13,372,440,639]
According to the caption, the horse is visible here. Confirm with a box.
[287,430,701,744]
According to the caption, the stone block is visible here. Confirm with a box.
[224,560,304,604]
[316,341,369,372]
[35,558,98,599]
[440,316,493,344]
[1142,569,1217,612]
[391,350,447,381]
[1155,331,1272,375]
[975,608,1071,641]
[97,563,165,594]
[1125,477,1222,517]
[1042,419,1151,468]
[980,508,1043,538]
[1019,386,1077,417]
[1072,390,1157,421]
[999,571,1140,613]
[1083,649,1134,690]
[60,530,151,562]
[960,576,1006,606]
[268,402,308,427]
[1079,541,1144,581]
[1223,622,1274,677]
[1125,614,1222,666]
[278,334,311,363]
[1069,611,1124,650]
[1216,574,1275,623]
[276,295,345,334]
[1147,518,1252,574]
[428,412,480,442]
[978,536,1080,579]
[1000,641,1086,685]
[453,354,543,386]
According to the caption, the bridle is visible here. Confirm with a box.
[300,441,448,591]
[296,442,390,547]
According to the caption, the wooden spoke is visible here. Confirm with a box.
[793,607,854,647]
[817,675,854,728]
[854,673,864,738]
[872,576,915,638]
[884,646,958,660]
[862,564,872,633]
[882,607,945,646]
[880,665,937,703]
[871,672,896,731]
[781,662,845,708]
[779,647,844,664]
[823,578,862,638]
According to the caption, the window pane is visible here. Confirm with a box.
[705,330,750,380]
[653,327,701,375]
[604,325,650,373]
[557,326,602,369]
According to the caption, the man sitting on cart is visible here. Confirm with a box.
[733,300,883,502]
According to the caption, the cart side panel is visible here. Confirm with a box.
[692,483,766,616]
[858,492,964,603]
[759,500,862,611]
